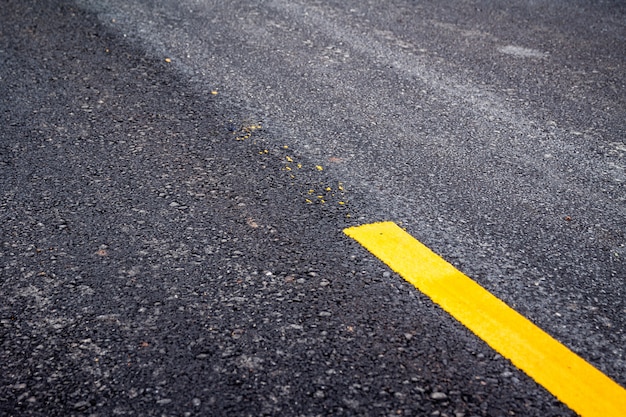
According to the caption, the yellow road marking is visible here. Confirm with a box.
[343,221,626,417]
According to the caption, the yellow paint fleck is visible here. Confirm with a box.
[338,183,345,191]
[286,156,293,162]
[211,90,219,95]
[165,58,172,63]
[285,166,292,171]
[316,165,323,171]
[283,145,289,149]
[305,199,313,204]
[325,187,332,191]
[338,201,345,205]
[297,163,302,169]
[308,189,315,194]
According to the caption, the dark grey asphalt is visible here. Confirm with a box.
[1,1,624,416]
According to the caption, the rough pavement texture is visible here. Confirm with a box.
[69,0,626,381]
[2,0,624,416]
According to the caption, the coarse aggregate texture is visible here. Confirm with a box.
[1,0,624,416]
[74,0,626,387]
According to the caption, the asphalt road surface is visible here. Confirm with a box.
[1,0,625,416]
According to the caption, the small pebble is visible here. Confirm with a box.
[73,401,89,410]
[430,392,447,400]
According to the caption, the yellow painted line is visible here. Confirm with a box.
[343,221,626,417]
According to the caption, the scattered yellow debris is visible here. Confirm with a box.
[316,165,323,171]
[211,90,219,95]
[286,156,293,162]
